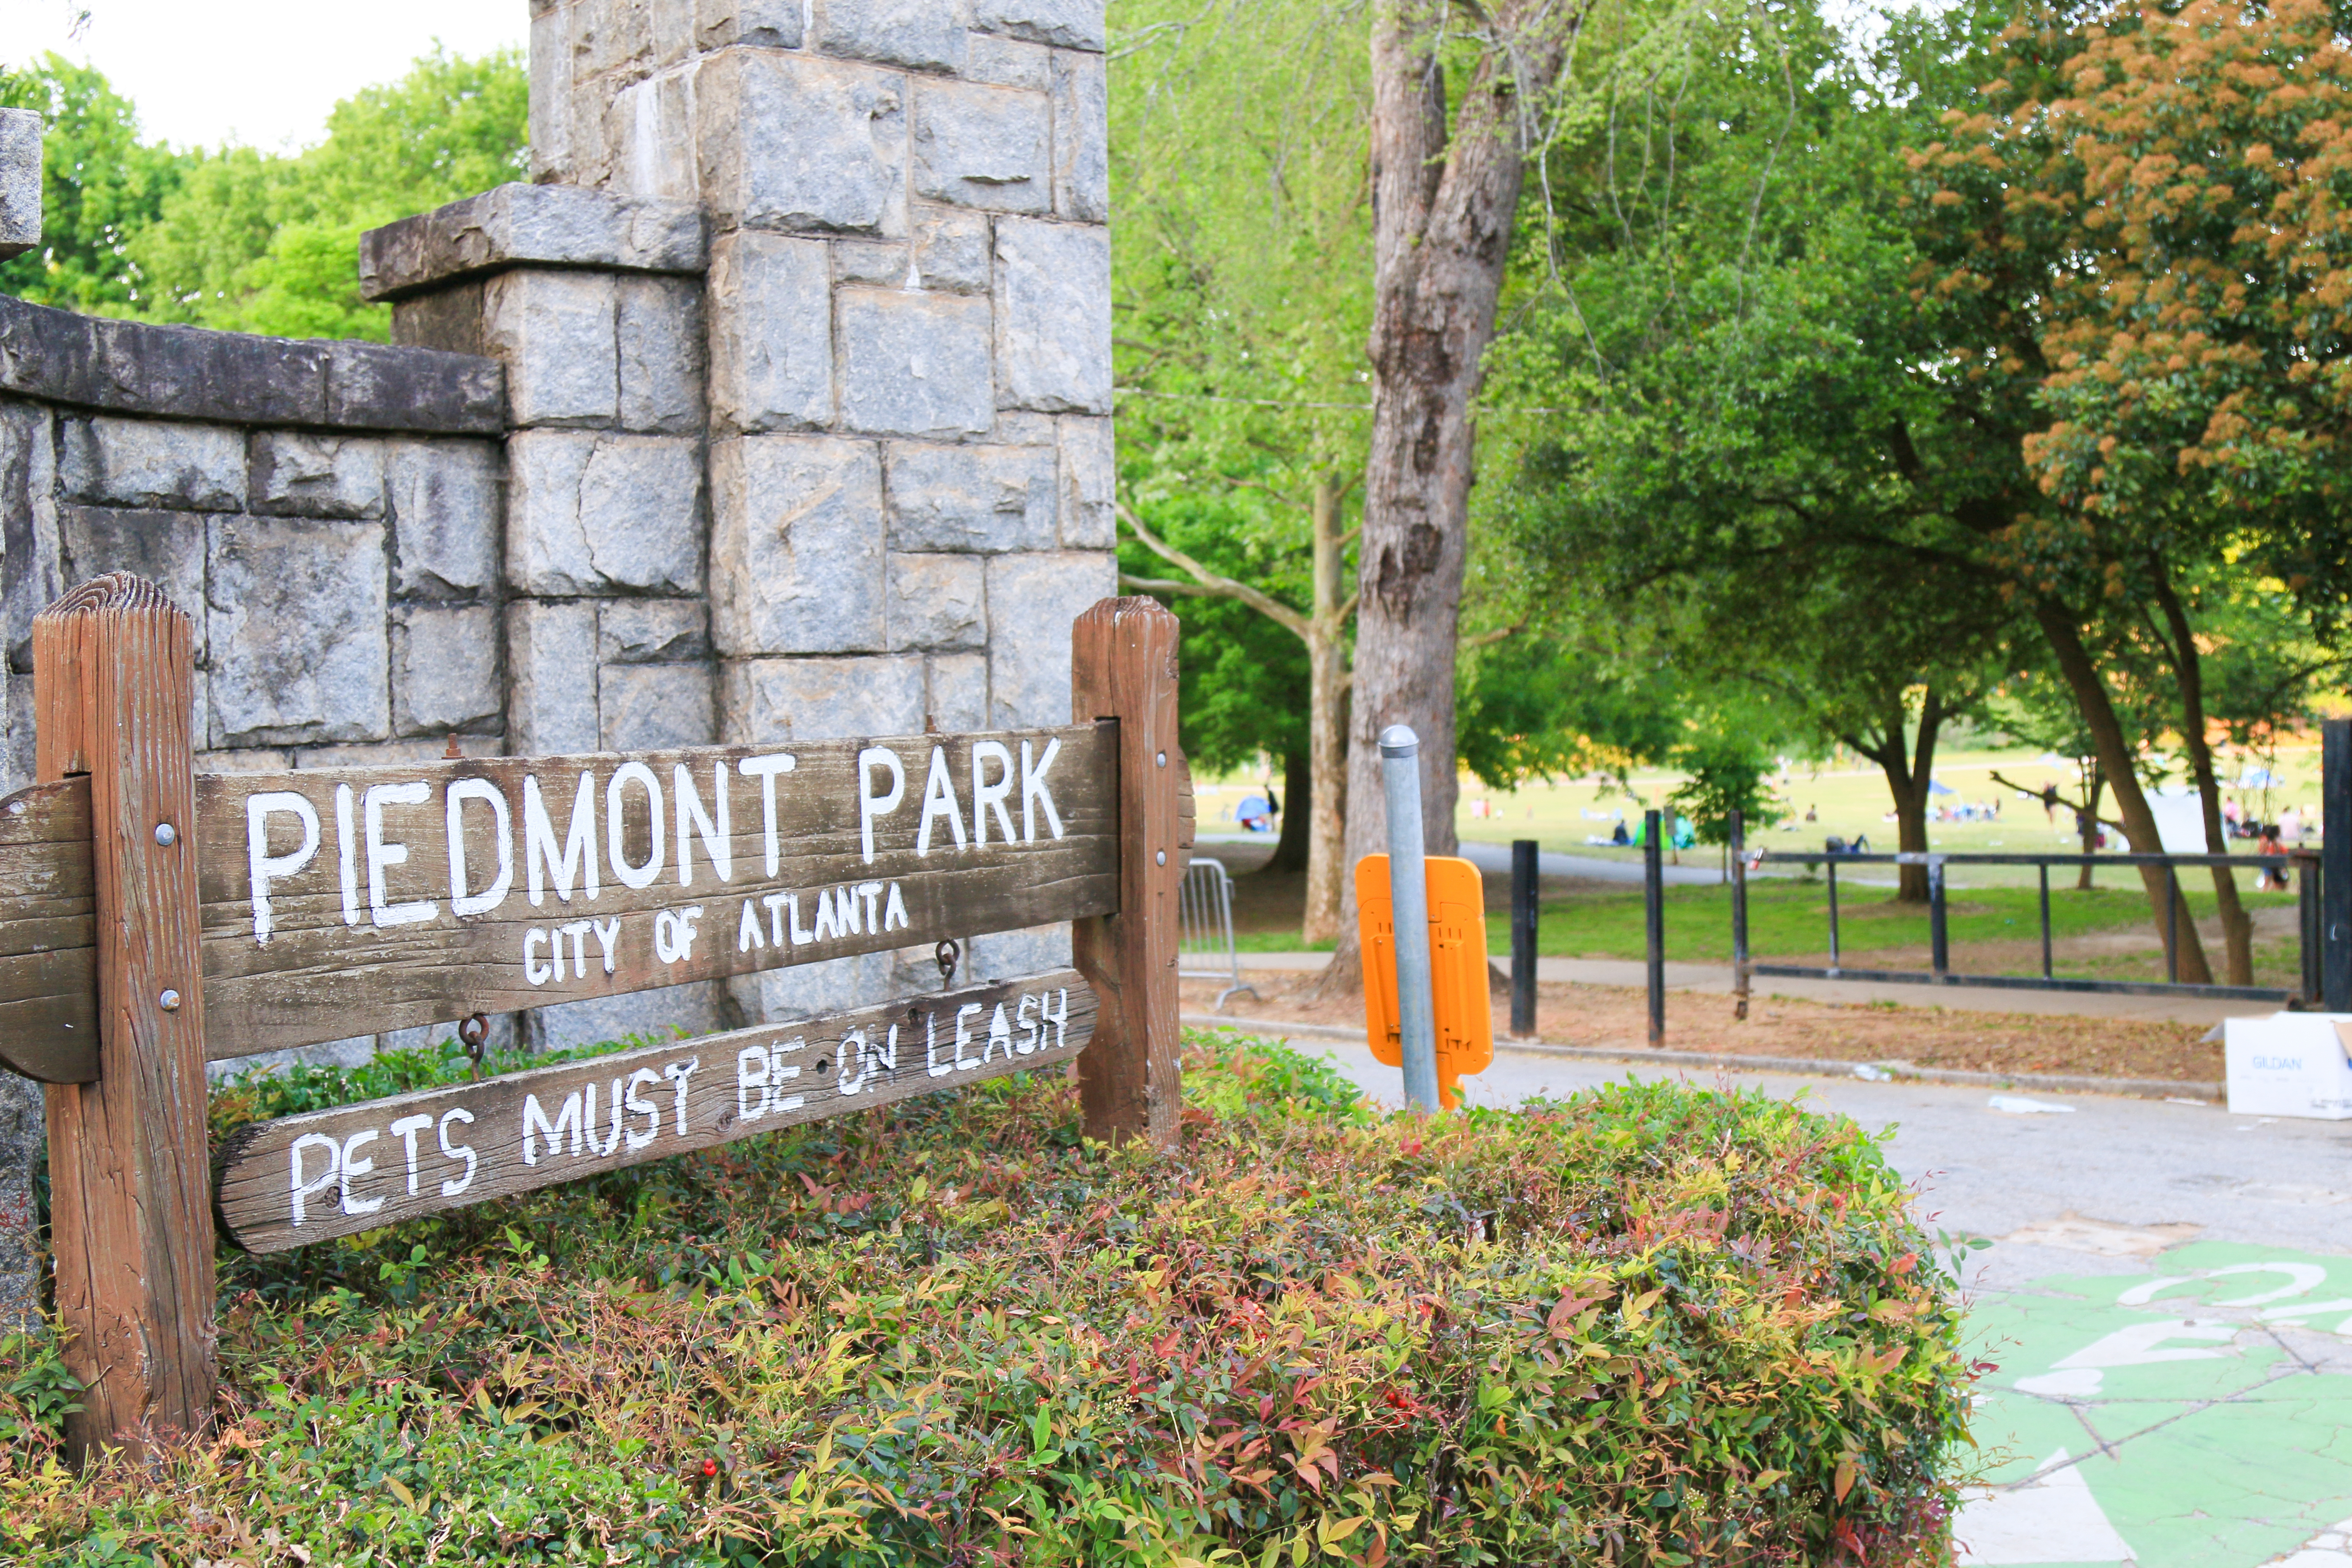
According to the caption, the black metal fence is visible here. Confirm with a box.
[1726,825,2314,1006]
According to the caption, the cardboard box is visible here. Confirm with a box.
[2224,1014,2352,1119]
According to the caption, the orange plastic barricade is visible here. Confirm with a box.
[1355,854,1496,1108]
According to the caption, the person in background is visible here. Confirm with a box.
[2259,822,2291,890]
[2281,805,2304,844]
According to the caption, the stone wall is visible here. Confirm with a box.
[374,0,1118,1034]
[0,0,1113,1320]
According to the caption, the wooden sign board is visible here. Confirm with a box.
[6,574,1185,1463]
[215,970,1096,1253]
[0,777,97,1081]
[0,725,1118,1073]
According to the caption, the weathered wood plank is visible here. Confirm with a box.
[35,572,217,1458]
[215,968,1096,1253]
[0,725,1123,1072]
[1070,599,1184,1151]
[189,724,1119,1059]
[0,776,98,1081]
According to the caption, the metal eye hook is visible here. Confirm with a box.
[935,939,960,988]
[458,1013,490,1081]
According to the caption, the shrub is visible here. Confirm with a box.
[0,1031,1970,1565]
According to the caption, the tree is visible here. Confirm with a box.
[1115,494,1317,873]
[129,45,526,340]
[1111,0,1376,941]
[1316,0,1587,992]
[1479,0,2010,902]
[0,55,186,313]
[1904,0,2352,981]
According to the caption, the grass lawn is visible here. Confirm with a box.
[1214,878,2303,987]
[1520,876,2294,966]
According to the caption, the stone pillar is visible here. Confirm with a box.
[528,0,1118,1017]
[0,108,37,263]
[367,185,730,1046]
[0,108,37,1322]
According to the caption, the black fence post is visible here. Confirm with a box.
[2302,852,2324,1007]
[1510,839,1538,1038]
[1645,810,1665,1046]
[2038,863,2054,979]
[1730,810,1750,1021]
[2165,864,2180,986]
[2328,719,2352,1011]
[1827,859,1841,971]
[1929,859,1951,981]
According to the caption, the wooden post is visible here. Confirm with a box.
[1070,597,1183,1150]
[33,573,215,1458]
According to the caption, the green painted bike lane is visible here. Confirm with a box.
[1960,1241,2352,1566]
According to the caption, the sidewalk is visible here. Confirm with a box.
[1228,951,2254,1025]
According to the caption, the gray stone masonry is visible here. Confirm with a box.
[399,0,1115,1024]
[0,109,39,263]
[358,182,706,302]
[0,1,1118,1320]
[1,403,506,781]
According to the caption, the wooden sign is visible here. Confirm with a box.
[4,573,1184,1462]
[0,777,97,1081]
[0,725,1118,1070]
[214,970,1096,1253]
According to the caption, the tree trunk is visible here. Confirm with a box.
[1849,689,1944,903]
[2079,764,2104,890]
[1301,478,1352,945]
[2033,599,2213,982]
[1268,748,1311,873]
[1315,0,1572,998]
[2150,564,2254,986]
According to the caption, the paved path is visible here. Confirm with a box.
[1295,1037,2352,1568]
[1194,834,1727,887]
[1222,951,2251,1025]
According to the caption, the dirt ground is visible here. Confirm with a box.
[1181,970,2228,1085]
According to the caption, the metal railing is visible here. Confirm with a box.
[1731,845,2315,1005]
[1178,857,1256,1010]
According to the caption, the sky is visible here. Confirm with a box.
[1,0,530,151]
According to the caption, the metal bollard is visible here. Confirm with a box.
[1644,809,1665,1046]
[1729,811,1749,1022]
[2328,719,2351,1012]
[1510,839,1538,1037]
[1380,725,1441,1111]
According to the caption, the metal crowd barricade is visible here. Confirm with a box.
[1178,856,1255,1010]
[1734,848,2311,1005]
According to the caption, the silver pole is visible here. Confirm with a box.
[1380,724,1441,1111]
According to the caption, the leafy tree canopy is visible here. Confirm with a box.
[130,45,527,341]
[0,55,186,312]
[0,46,525,340]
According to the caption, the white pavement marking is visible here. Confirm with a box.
[1955,1450,2136,1564]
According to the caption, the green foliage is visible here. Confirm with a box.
[3,1034,1969,1564]
[1667,737,1789,845]
[1119,495,1316,776]
[0,1325,79,1458]
[1478,0,2025,785]
[1455,633,1685,790]
[126,45,527,341]
[0,55,188,312]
